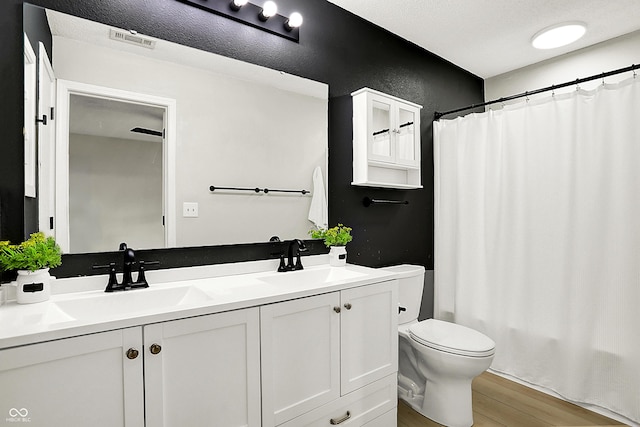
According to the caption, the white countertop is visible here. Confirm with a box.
[0,258,397,349]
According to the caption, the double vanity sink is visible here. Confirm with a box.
[0,257,400,427]
[52,265,367,319]
[0,259,393,348]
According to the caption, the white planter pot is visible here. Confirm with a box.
[15,268,51,304]
[329,246,347,267]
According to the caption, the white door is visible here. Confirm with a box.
[144,308,261,427]
[24,34,37,198]
[37,42,56,236]
[0,328,144,427]
[261,293,341,427]
[341,281,398,394]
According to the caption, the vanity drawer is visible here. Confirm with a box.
[278,373,397,427]
[363,408,396,426]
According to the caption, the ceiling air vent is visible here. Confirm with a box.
[109,29,156,49]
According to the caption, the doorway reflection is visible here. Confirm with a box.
[68,95,165,252]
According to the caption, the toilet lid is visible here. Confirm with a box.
[409,319,495,357]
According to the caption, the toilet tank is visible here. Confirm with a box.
[379,264,425,325]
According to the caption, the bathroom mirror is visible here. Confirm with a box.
[30,6,328,253]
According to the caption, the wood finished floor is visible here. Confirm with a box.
[398,372,625,427]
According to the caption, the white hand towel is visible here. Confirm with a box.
[308,166,328,229]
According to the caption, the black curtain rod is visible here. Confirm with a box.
[434,63,639,120]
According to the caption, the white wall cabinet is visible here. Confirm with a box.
[0,308,260,427]
[261,281,398,427]
[352,88,422,189]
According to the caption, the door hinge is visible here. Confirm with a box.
[36,115,47,125]
[50,107,54,121]
[49,216,54,230]
[162,215,165,226]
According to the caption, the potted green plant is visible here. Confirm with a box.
[0,232,62,304]
[309,223,353,266]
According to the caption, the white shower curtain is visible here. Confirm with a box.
[433,77,640,424]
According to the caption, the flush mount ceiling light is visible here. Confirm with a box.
[531,22,587,49]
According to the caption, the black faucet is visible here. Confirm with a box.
[95,243,156,292]
[120,243,136,288]
[278,239,308,272]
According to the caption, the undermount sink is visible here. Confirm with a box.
[53,285,212,320]
[257,266,366,287]
[0,302,76,329]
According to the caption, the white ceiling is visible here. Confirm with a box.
[69,94,164,143]
[326,0,640,78]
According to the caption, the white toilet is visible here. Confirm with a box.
[381,265,496,427]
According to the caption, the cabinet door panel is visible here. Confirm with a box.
[341,281,398,394]
[144,308,260,427]
[0,328,144,427]
[396,105,419,167]
[261,293,341,427]
[368,95,394,162]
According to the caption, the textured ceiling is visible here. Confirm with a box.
[326,0,640,78]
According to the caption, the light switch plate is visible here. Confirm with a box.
[183,202,198,217]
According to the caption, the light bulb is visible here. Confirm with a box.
[259,1,277,20]
[531,22,586,49]
[285,12,303,30]
[230,0,248,10]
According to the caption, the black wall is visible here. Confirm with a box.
[0,0,483,278]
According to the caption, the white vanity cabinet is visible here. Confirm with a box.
[351,87,422,189]
[0,308,260,427]
[0,328,145,427]
[143,307,261,427]
[261,280,398,427]
[0,264,399,427]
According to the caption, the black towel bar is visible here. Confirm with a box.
[363,197,409,207]
[210,185,310,195]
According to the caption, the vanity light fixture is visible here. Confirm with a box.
[176,0,301,42]
[531,22,586,49]
[259,1,277,21]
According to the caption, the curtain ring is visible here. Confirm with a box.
[601,72,606,86]
[551,84,555,97]
[575,78,580,91]
[633,65,637,79]
[525,91,530,102]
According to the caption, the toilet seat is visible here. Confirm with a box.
[409,319,495,357]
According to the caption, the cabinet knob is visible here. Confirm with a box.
[333,306,341,313]
[330,411,351,425]
[344,303,352,310]
[126,348,139,360]
[150,343,162,355]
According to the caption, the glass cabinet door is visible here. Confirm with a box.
[369,98,393,162]
[396,106,418,166]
